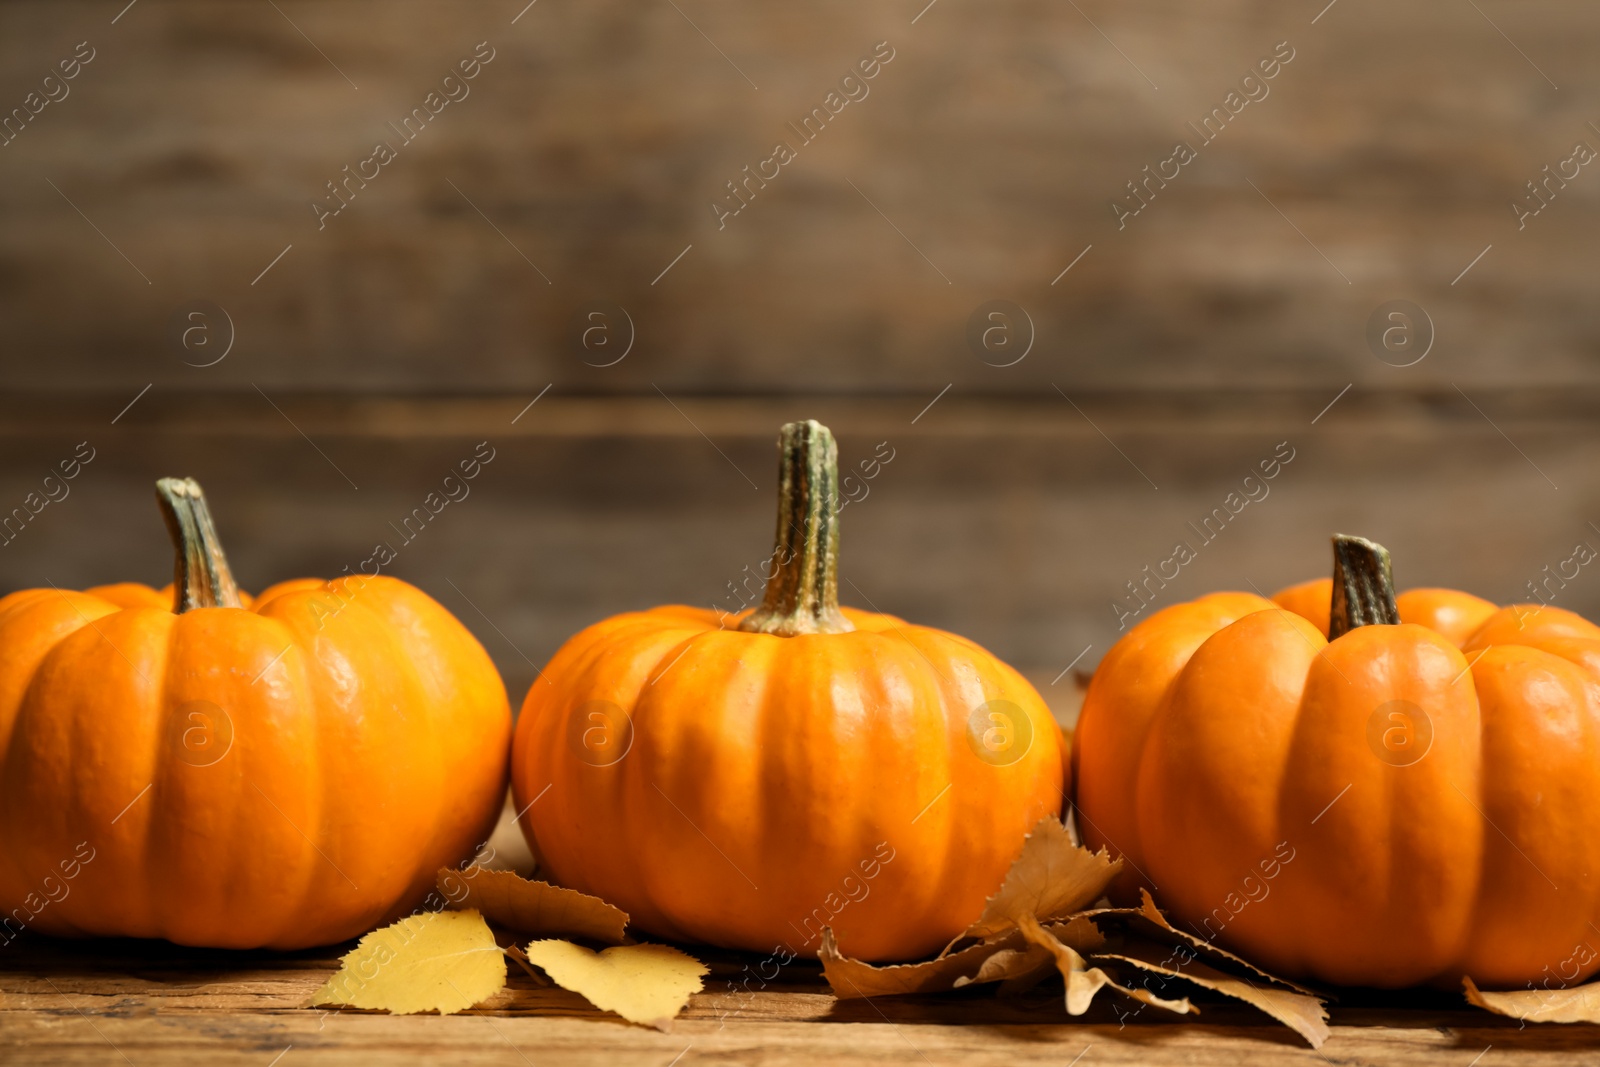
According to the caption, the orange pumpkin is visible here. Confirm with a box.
[1074,534,1600,987]
[84,583,255,611]
[1270,576,1498,646]
[0,478,511,949]
[512,421,1064,962]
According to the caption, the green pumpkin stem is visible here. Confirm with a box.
[155,477,243,612]
[1329,533,1399,639]
[739,420,855,637]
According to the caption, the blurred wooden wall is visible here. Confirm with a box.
[2,1,1598,719]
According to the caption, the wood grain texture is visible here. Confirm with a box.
[0,1,1595,394]
[0,388,1597,712]
[4,936,1599,1065]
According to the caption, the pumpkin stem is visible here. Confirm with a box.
[1329,533,1399,639]
[738,420,855,637]
[155,477,243,612]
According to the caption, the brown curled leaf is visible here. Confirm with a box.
[1129,889,1323,998]
[954,916,1105,990]
[1095,937,1330,1048]
[1017,912,1193,1017]
[955,941,1052,988]
[821,926,1028,999]
[438,865,628,944]
[1465,976,1600,1024]
[958,817,1121,942]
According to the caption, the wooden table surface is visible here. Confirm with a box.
[4,935,1599,1066]
[5,805,1599,1065]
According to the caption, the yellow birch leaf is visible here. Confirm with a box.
[524,940,707,1029]
[438,865,628,944]
[310,909,506,1016]
[1465,976,1600,1023]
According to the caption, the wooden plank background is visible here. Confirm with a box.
[2,388,1599,716]
[2,0,1599,708]
[4,6,1600,1059]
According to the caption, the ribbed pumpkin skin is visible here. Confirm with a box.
[513,605,1065,963]
[1075,589,1600,988]
[1271,577,1498,645]
[0,575,510,949]
[83,583,255,611]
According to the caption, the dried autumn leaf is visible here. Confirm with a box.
[821,915,1109,1000]
[1130,889,1321,997]
[960,817,1121,941]
[1015,912,1193,1017]
[438,865,628,944]
[821,927,1026,998]
[311,909,506,1016]
[956,940,1052,989]
[1048,914,1109,953]
[821,821,1126,1004]
[954,917,1105,990]
[1465,976,1600,1024]
[819,814,1322,1049]
[523,940,707,1029]
[1098,938,1330,1048]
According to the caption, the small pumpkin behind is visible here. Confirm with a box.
[512,421,1065,962]
[0,478,511,949]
